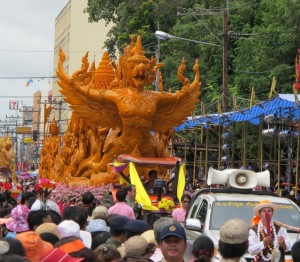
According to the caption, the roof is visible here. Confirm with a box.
[175,94,300,131]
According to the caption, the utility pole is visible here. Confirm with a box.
[155,22,161,91]
[177,0,229,111]
[223,3,229,111]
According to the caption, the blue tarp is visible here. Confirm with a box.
[175,94,300,131]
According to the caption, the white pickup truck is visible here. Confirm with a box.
[184,168,300,261]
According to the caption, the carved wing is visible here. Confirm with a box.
[57,49,121,129]
[152,59,201,132]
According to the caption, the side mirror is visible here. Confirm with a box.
[185,218,202,232]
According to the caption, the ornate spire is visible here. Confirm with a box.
[94,51,115,89]
[128,35,149,64]
[49,117,59,136]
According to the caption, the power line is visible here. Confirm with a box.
[0,76,56,80]
[0,49,107,54]
[231,65,294,74]
[228,0,260,10]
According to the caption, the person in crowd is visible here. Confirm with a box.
[86,218,110,250]
[248,200,291,261]
[30,179,60,213]
[144,170,158,193]
[39,248,85,262]
[81,191,95,217]
[159,223,187,262]
[141,230,157,247]
[63,206,88,230]
[6,204,30,237]
[3,178,12,191]
[291,240,300,262]
[48,209,62,225]
[15,231,53,262]
[88,205,108,222]
[0,255,29,262]
[94,244,121,262]
[172,194,191,222]
[219,218,249,262]
[27,210,52,231]
[2,238,26,257]
[20,191,36,208]
[35,222,62,245]
[0,240,9,256]
[57,219,91,248]
[91,231,111,250]
[100,196,115,210]
[55,236,95,262]
[124,185,136,209]
[62,206,91,248]
[192,235,214,262]
[108,189,135,219]
[118,235,156,261]
[86,218,110,234]
[124,219,151,240]
[105,215,130,248]
[39,232,60,246]
[150,217,174,262]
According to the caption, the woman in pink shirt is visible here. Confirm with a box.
[172,194,191,222]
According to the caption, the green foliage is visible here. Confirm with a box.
[85,0,300,165]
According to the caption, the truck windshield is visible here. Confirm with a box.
[210,201,300,230]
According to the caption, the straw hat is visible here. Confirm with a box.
[35,223,61,239]
[253,200,278,216]
[141,230,156,245]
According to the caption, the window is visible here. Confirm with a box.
[196,199,208,224]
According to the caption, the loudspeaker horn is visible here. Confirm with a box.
[207,167,229,186]
[257,170,270,188]
[228,170,258,189]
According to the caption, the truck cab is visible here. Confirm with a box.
[184,168,300,261]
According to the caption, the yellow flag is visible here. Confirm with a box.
[129,163,158,211]
[177,164,186,205]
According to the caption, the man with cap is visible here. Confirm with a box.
[159,222,187,262]
[248,200,291,262]
[106,215,130,248]
[124,219,151,240]
[150,217,174,262]
[219,218,250,262]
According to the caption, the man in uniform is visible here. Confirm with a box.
[159,223,187,262]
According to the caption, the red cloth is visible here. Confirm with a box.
[3,182,12,190]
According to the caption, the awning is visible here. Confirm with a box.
[175,94,300,131]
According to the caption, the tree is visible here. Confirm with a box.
[85,0,300,110]
[86,0,195,56]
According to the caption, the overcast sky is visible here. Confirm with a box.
[0,0,69,122]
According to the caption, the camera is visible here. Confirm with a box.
[3,190,17,206]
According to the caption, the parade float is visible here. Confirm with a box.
[0,135,16,182]
[39,35,201,187]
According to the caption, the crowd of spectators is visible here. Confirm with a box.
[0,177,299,262]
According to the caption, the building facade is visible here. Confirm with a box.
[51,0,112,132]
